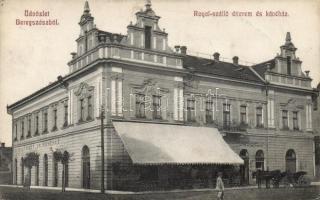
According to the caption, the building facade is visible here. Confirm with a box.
[7,1,318,191]
[0,142,13,184]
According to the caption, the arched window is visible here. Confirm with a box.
[21,157,24,185]
[239,149,249,185]
[82,145,90,189]
[285,149,296,173]
[255,150,264,171]
[35,160,39,186]
[14,159,17,185]
[53,155,58,187]
[63,151,69,187]
[43,154,48,186]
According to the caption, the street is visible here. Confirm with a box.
[0,186,319,200]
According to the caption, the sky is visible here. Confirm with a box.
[0,0,319,146]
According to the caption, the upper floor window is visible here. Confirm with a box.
[87,96,93,120]
[223,104,231,128]
[135,94,145,118]
[187,98,195,122]
[43,111,48,134]
[240,105,247,124]
[14,123,17,141]
[293,111,299,130]
[144,26,152,49]
[64,104,68,127]
[205,100,213,123]
[152,95,161,119]
[52,108,58,131]
[256,107,263,128]
[27,116,31,137]
[20,121,24,140]
[35,115,39,135]
[287,56,291,75]
[282,110,288,129]
[79,99,85,122]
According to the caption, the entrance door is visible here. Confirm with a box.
[240,149,249,185]
[82,146,90,189]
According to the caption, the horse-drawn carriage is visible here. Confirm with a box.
[253,170,310,188]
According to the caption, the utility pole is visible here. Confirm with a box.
[100,105,105,193]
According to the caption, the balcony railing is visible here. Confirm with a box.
[218,121,248,132]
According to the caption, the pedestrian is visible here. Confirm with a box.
[216,172,224,200]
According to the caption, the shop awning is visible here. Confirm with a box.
[113,122,243,165]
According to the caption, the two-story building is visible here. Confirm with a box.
[7,1,317,191]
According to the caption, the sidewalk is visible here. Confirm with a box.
[0,183,312,195]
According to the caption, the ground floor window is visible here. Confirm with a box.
[35,163,39,186]
[53,157,58,187]
[21,157,24,185]
[44,154,48,186]
[255,150,264,171]
[82,145,90,189]
[14,159,17,184]
[285,149,296,173]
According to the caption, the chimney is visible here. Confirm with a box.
[180,46,187,55]
[213,52,220,61]
[266,63,271,71]
[1,143,4,148]
[71,52,76,59]
[174,45,180,53]
[305,70,310,77]
[232,56,239,65]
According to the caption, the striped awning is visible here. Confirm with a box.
[113,122,244,165]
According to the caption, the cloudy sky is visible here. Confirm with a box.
[0,0,319,146]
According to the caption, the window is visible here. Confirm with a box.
[79,99,85,122]
[82,146,90,189]
[43,154,48,186]
[187,99,195,122]
[282,110,288,129]
[135,94,145,118]
[255,150,264,171]
[53,156,58,187]
[14,123,17,141]
[14,159,17,184]
[87,96,93,120]
[293,111,299,130]
[52,108,58,131]
[27,116,31,137]
[240,105,247,124]
[64,104,68,127]
[21,157,24,185]
[35,115,39,135]
[287,56,291,75]
[223,104,231,128]
[20,121,24,139]
[152,95,161,119]
[256,107,263,128]
[144,26,152,49]
[285,149,296,173]
[205,100,213,123]
[43,111,48,133]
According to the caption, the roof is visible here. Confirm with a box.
[183,55,263,83]
[113,122,244,165]
[97,29,125,43]
[251,59,275,78]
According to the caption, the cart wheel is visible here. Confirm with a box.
[297,175,311,187]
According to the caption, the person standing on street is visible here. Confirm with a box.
[216,172,224,200]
